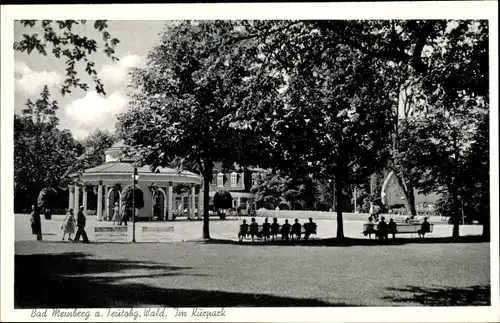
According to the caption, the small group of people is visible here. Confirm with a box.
[364,215,432,240]
[28,204,90,243]
[238,217,317,242]
[110,202,130,225]
[60,206,90,243]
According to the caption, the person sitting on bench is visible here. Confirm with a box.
[376,216,388,240]
[303,218,317,240]
[261,217,271,242]
[363,216,375,237]
[291,218,302,241]
[418,217,431,238]
[238,219,249,242]
[249,218,260,242]
[281,219,291,241]
[388,218,397,239]
[271,218,280,241]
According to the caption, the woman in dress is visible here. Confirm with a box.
[112,202,121,225]
[61,208,76,241]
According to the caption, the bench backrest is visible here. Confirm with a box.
[363,223,434,233]
[95,227,128,233]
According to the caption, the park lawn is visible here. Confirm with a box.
[14,240,490,307]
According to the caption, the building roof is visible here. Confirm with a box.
[83,162,199,177]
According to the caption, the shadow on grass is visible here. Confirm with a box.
[382,285,491,306]
[204,235,488,247]
[15,252,347,308]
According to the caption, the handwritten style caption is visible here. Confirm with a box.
[32,307,227,320]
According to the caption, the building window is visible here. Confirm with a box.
[230,172,237,186]
[217,173,224,187]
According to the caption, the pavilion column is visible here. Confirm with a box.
[74,184,80,212]
[105,186,110,221]
[191,184,196,219]
[68,185,74,211]
[97,183,103,221]
[83,188,88,214]
[197,187,203,219]
[167,182,173,221]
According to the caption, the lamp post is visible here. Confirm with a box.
[132,167,139,243]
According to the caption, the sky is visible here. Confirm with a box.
[14,20,168,140]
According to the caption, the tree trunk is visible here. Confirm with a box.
[394,173,417,217]
[482,216,490,241]
[202,161,213,240]
[450,186,460,239]
[335,179,344,239]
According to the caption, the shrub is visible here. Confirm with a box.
[122,185,145,209]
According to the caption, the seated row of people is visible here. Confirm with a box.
[364,216,431,239]
[239,217,317,242]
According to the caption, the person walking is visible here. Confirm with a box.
[369,201,379,222]
[112,202,121,225]
[29,205,42,241]
[61,208,76,241]
[74,206,90,243]
[119,204,129,226]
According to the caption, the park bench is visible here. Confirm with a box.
[362,223,434,239]
[142,226,174,242]
[94,226,128,243]
[239,223,317,241]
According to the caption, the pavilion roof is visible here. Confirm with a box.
[82,162,199,177]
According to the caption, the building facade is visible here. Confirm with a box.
[70,141,203,221]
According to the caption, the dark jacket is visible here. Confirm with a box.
[77,210,86,228]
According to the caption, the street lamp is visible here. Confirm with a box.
[132,167,139,243]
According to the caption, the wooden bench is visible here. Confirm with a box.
[142,226,174,242]
[239,223,317,241]
[362,223,434,239]
[94,226,128,243]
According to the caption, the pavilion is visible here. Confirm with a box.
[69,141,203,221]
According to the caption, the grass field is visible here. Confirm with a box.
[14,238,490,308]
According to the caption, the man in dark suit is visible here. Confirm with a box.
[74,206,90,243]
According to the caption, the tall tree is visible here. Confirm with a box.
[14,87,82,210]
[117,21,279,239]
[237,22,394,238]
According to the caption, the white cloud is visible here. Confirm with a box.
[64,91,129,140]
[100,54,145,86]
[15,61,63,95]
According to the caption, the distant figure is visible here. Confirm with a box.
[275,206,280,211]
[376,216,388,240]
[61,208,76,241]
[112,202,120,225]
[74,206,90,243]
[369,202,379,222]
[29,205,42,241]
[249,217,260,242]
[270,218,280,241]
[119,204,129,226]
[418,217,431,238]
[291,218,302,240]
[281,219,291,241]
[261,218,271,241]
[388,218,397,239]
[303,218,317,240]
[238,219,249,242]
